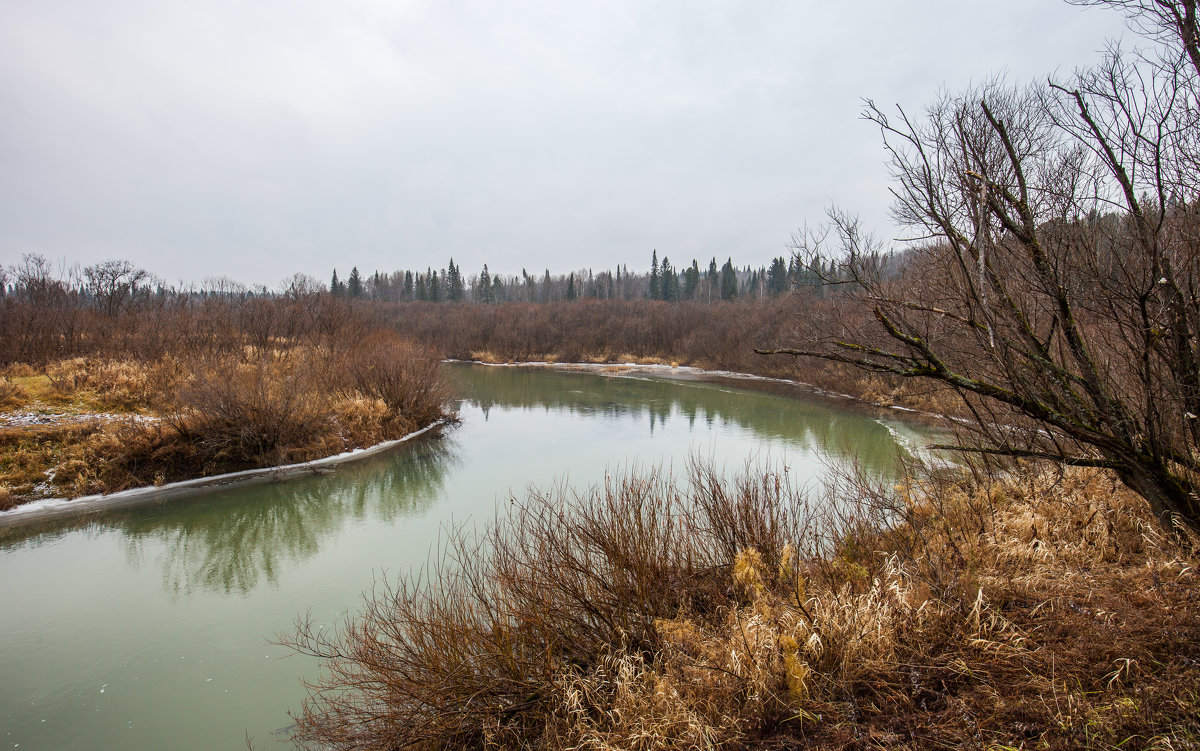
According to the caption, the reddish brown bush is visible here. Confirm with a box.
[339,331,449,431]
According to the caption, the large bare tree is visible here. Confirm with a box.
[762,1,1200,534]
[83,259,149,318]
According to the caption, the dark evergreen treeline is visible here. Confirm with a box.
[326,250,836,303]
[0,248,841,313]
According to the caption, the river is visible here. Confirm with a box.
[0,363,931,750]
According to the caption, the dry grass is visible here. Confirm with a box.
[0,380,28,410]
[0,341,453,507]
[44,356,183,412]
[470,351,511,364]
[0,422,100,508]
[285,461,1200,751]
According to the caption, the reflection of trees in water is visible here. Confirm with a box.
[449,365,915,475]
[119,438,457,596]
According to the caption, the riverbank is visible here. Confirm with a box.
[288,460,1200,750]
[0,421,445,530]
[0,340,452,512]
[383,299,967,418]
[453,356,958,428]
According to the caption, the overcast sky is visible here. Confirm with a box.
[0,1,1132,288]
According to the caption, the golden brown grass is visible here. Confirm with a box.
[0,335,452,507]
[285,462,1200,750]
[43,356,183,412]
[0,380,28,410]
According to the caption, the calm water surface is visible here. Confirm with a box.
[0,364,930,750]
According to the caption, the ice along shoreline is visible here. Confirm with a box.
[0,421,446,530]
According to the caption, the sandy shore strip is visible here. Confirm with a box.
[0,421,445,530]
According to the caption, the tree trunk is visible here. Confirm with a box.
[1114,465,1200,537]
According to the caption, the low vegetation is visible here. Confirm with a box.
[0,332,450,510]
[380,298,962,416]
[284,460,1200,750]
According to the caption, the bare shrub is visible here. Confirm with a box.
[282,464,813,750]
[284,460,1200,750]
[169,352,333,466]
[340,331,450,431]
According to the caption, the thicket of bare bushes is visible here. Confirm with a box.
[0,261,376,366]
[285,460,1200,750]
[375,298,944,411]
[381,298,799,374]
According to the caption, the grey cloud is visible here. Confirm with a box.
[0,0,1130,285]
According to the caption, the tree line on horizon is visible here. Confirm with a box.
[0,249,841,309]
[326,251,837,304]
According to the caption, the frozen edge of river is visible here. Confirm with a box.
[0,421,446,529]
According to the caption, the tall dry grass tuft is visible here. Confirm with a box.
[0,380,27,410]
[42,356,183,411]
[285,460,1200,750]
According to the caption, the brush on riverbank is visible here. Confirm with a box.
[0,333,452,509]
[284,460,1199,750]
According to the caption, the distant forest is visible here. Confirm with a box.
[325,251,836,303]
[0,250,843,306]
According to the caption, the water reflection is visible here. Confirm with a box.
[449,364,910,475]
[114,437,456,596]
[2,366,919,598]
[0,363,940,751]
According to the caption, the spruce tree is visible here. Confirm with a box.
[649,250,661,300]
[566,273,577,300]
[479,264,492,303]
[767,257,789,296]
[330,269,343,297]
[427,268,441,302]
[348,267,363,298]
[683,259,700,299]
[523,268,535,301]
[446,259,465,302]
[720,258,737,300]
[661,256,679,301]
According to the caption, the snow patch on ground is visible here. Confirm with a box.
[0,410,159,428]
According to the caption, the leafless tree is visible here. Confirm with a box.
[84,259,149,317]
[762,3,1200,534]
[1070,0,1200,77]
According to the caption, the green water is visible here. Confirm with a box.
[0,363,930,750]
